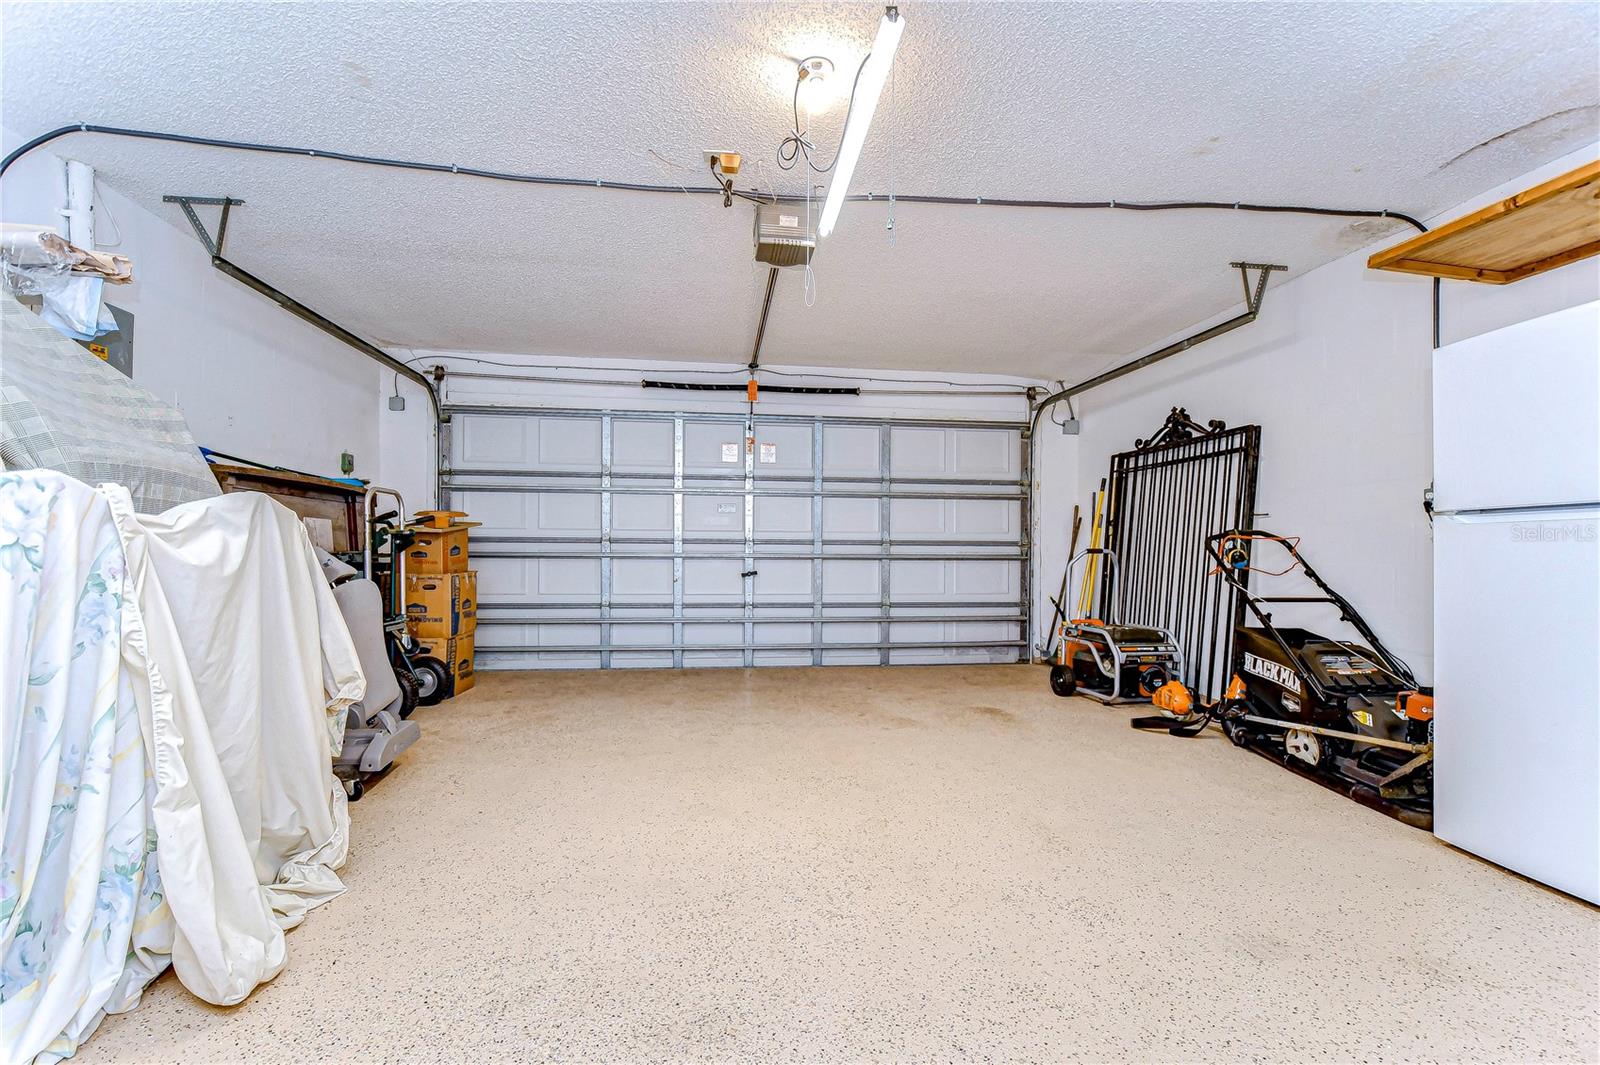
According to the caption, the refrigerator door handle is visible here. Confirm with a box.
[1434,504,1600,523]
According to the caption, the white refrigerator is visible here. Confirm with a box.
[1432,300,1600,904]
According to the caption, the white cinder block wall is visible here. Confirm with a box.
[0,129,383,485]
[1054,144,1600,684]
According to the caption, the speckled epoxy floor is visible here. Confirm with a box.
[77,665,1597,1063]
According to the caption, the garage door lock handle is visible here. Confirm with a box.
[740,569,759,578]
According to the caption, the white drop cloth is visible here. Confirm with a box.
[103,486,363,1006]
[3,475,366,1063]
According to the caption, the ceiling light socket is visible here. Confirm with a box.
[703,149,742,175]
[797,56,834,83]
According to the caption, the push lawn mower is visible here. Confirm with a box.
[1049,547,1185,704]
[1134,531,1435,818]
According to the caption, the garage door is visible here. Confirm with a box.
[441,404,1030,669]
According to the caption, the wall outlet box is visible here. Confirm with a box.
[1061,419,1081,435]
[389,394,406,411]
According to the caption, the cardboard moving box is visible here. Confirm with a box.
[419,634,475,696]
[405,509,480,574]
[406,571,477,638]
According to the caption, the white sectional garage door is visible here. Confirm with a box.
[441,405,1030,669]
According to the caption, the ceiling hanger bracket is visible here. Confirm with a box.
[160,191,447,497]
[162,194,244,257]
[1230,261,1287,318]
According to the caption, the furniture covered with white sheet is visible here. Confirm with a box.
[1,471,365,1063]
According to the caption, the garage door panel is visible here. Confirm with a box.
[750,621,808,646]
[754,651,814,667]
[453,491,531,537]
[612,494,673,535]
[888,428,948,476]
[473,621,532,649]
[953,428,1017,478]
[611,623,672,647]
[755,496,811,536]
[537,622,601,648]
[823,425,881,477]
[458,417,529,466]
[479,650,602,670]
[952,499,1017,537]
[684,495,743,536]
[683,558,742,601]
[754,560,811,600]
[752,423,813,475]
[447,408,1026,669]
[613,419,674,472]
[474,557,531,601]
[536,418,602,469]
[891,498,948,537]
[469,557,601,602]
[477,622,600,650]
[954,560,1018,598]
[612,558,673,599]
[890,561,947,599]
[538,493,601,534]
[540,558,601,597]
[823,559,879,600]
[683,422,743,476]
[611,652,675,669]
[823,497,878,537]
[682,649,744,667]
[825,621,879,645]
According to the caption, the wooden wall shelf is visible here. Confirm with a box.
[1368,160,1600,284]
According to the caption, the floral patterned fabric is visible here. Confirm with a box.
[0,473,171,1065]
[1,474,363,1063]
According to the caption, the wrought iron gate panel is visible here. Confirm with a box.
[1100,410,1260,700]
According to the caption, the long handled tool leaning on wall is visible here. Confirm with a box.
[1041,504,1082,660]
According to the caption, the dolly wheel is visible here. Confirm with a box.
[1049,665,1077,698]
[413,656,451,706]
[394,668,420,720]
[345,777,364,802]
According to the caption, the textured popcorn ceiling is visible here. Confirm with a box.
[3,2,1597,378]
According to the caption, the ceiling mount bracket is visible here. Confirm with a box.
[1230,260,1286,318]
[1028,259,1288,433]
[159,192,447,501]
[162,194,244,257]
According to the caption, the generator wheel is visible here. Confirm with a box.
[413,656,451,706]
[1049,665,1077,698]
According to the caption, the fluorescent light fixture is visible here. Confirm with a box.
[817,6,904,238]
